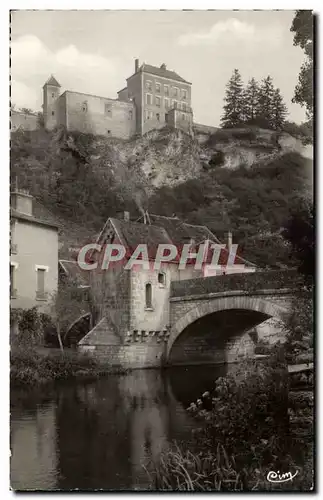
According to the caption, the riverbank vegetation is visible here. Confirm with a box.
[148,354,313,491]
[10,348,126,388]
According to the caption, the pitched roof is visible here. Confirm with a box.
[136,64,191,84]
[142,64,190,84]
[59,260,90,287]
[43,75,61,88]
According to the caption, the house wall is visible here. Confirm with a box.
[141,73,191,135]
[126,72,143,135]
[90,261,131,341]
[130,263,202,333]
[10,219,58,312]
[167,108,193,134]
[66,91,136,139]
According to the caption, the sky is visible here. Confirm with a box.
[10,10,308,126]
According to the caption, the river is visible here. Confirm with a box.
[11,364,232,491]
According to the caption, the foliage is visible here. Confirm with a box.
[208,151,225,168]
[243,78,259,123]
[272,88,288,131]
[282,201,314,279]
[220,71,288,130]
[49,278,90,350]
[221,69,245,128]
[10,347,106,388]
[10,307,52,347]
[151,357,313,491]
[290,11,314,119]
[150,152,311,267]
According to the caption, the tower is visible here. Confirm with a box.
[43,75,61,130]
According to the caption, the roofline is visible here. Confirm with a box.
[59,89,134,106]
[117,86,128,93]
[126,69,191,85]
[10,209,59,230]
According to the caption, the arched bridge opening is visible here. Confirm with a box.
[167,295,289,366]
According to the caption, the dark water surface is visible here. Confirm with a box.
[11,365,231,491]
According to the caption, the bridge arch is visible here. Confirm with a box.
[167,295,289,360]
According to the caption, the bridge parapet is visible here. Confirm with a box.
[170,269,300,298]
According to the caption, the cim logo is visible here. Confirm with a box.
[267,470,299,484]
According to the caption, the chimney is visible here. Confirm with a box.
[124,211,130,222]
[135,59,139,73]
[160,63,166,70]
[227,231,233,250]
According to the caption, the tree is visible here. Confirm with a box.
[271,88,288,130]
[49,278,90,352]
[221,69,244,128]
[257,76,275,127]
[282,201,314,279]
[243,77,259,124]
[20,107,34,115]
[290,10,313,119]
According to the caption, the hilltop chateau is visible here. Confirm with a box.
[39,59,193,139]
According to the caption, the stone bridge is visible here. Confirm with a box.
[166,270,299,366]
[79,269,300,369]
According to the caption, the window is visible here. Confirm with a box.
[146,94,152,105]
[182,89,188,100]
[51,111,55,116]
[155,96,161,107]
[145,109,153,120]
[156,113,160,122]
[146,80,152,91]
[158,272,166,287]
[173,87,179,98]
[182,102,186,112]
[51,93,55,98]
[155,82,161,93]
[181,113,185,121]
[10,264,17,298]
[105,103,112,116]
[36,266,48,300]
[145,283,152,309]
[164,85,169,96]
[129,110,133,120]
[82,102,88,112]
[172,100,178,109]
[164,98,170,110]
[107,130,111,135]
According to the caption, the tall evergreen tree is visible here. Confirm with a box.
[257,76,275,127]
[243,77,259,124]
[221,69,244,128]
[271,88,288,130]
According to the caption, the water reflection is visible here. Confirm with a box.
[11,365,227,491]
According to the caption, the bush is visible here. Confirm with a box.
[208,151,225,168]
[10,348,100,388]
[10,307,52,347]
[150,355,313,491]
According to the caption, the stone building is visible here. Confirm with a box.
[10,190,59,312]
[78,213,255,367]
[42,60,193,138]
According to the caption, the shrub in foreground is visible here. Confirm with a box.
[149,356,313,491]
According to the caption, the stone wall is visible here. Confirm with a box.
[11,111,38,131]
[80,337,167,369]
[65,91,136,139]
[171,269,299,298]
